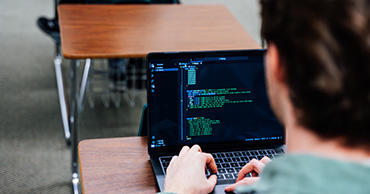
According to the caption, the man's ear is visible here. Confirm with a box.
[266,43,286,83]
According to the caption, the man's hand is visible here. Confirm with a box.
[164,145,218,194]
[225,156,271,192]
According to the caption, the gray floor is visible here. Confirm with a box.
[0,0,260,193]
[0,0,145,193]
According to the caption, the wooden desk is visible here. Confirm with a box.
[59,4,260,59]
[78,137,157,194]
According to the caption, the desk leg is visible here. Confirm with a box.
[54,45,71,146]
[78,59,91,112]
[70,59,80,194]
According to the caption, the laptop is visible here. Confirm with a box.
[146,49,285,193]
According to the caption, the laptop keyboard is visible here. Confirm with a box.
[159,148,284,182]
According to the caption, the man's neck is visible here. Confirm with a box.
[282,100,370,163]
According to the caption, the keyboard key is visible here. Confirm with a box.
[250,156,258,160]
[217,153,226,158]
[217,164,222,169]
[224,174,233,179]
[225,153,233,157]
[239,161,247,166]
[250,151,258,156]
[232,173,239,179]
[224,158,232,163]
[235,167,242,172]
[212,153,218,159]
[257,155,264,160]
[241,156,249,161]
[161,157,172,162]
[215,158,223,163]
[218,169,226,174]
[234,152,242,157]
[241,151,247,156]
[230,163,239,167]
[222,163,230,168]
[226,168,235,173]
[217,174,225,180]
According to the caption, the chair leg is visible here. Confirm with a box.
[54,44,71,146]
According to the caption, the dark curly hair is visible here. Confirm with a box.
[260,0,370,148]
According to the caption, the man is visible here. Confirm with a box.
[160,0,370,193]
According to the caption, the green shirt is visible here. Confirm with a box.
[236,154,370,194]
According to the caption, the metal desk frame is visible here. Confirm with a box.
[54,44,92,194]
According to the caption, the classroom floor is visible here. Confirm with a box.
[0,0,145,193]
[0,0,260,193]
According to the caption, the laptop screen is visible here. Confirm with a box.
[147,50,284,153]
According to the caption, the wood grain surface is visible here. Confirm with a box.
[58,4,260,59]
[78,137,158,194]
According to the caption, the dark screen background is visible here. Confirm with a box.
[148,51,283,149]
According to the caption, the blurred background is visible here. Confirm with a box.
[0,0,261,193]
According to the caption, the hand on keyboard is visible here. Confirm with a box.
[225,156,271,192]
[164,145,218,194]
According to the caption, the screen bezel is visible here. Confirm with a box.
[146,49,285,155]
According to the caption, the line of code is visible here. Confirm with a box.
[187,117,220,136]
[188,69,196,85]
[187,88,253,109]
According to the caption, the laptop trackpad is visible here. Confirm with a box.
[211,185,235,194]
